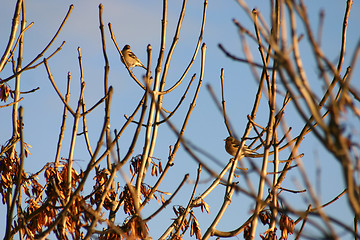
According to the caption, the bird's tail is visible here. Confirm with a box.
[141,64,147,70]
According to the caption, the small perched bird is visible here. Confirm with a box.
[224,136,255,157]
[121,45,147,70]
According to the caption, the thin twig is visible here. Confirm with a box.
[1,5,73,83]
[43,59,75,116]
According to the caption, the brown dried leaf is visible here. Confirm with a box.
[159,161,163,173]
[201,199,210,214]
[151,164,156,176]
[279,214,294,240]
[0,84,10,102]
[154,194,160,205]
[23,142,32,157]
[259,210,271,225]
[191,217,201,239]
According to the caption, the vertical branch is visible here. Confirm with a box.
[250,1,280,236]
[251,10,271,92]
[5,107,24,239]
[11,1,25,139]
[66,47,85,197]
[336,0,352,72]
[160,0,187,86]
[139,0,169,176]
[99,4,112,172]
[0,0,23,71]
[84,91,118,240]
[139,2,208,204]
[269,0,280,232]
[60,47,86,237]
[139,72,193,210]
[81,98,94,157]
[270,131,280,229]
[249,55,276,240]
[54,72,71,169]
[137,70,155,207]
[157,0,168,77]
[158,44,206,239]
[5,3,26,238]
[335,0,353,109]
[220,68,233,136]
[355,216,359,240]
[129,91,150,212]
[143,0,208,184]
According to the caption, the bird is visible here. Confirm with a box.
[224,136,256,157]
[121,45,147,70]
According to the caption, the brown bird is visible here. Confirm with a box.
[121,45,147,70]
[224,136,255,157]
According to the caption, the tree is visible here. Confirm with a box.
[1,0,359,239]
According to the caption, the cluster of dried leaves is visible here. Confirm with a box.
[0,143,173,239]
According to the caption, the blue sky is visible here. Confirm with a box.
[1,0,360,239]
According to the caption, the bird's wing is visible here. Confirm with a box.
[128,51,139,61]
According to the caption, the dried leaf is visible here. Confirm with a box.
[259,210,271,225]
[154,194,160,205]
[151,164,156,176]
[191,217,201,239]
[159,161,163,173]
[279,214,294,240]
[201,199,210,214]
[23,142,32,157]
[0,84,10,102]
